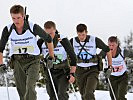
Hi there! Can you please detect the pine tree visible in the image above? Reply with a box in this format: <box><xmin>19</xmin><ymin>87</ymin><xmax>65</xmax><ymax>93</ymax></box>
<box><xmin>124</xmin><ymin>31</ymin><xmax>133</xmax><ymax>92</ymax></box>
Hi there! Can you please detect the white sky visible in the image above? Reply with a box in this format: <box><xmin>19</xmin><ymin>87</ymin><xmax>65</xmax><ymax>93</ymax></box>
<box><xmin>0</xmin><ymin>0</ymin><xmax>133</xmax><ymax>45</ymax></box>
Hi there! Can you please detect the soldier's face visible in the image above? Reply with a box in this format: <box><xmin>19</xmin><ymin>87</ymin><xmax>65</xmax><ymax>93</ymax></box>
<box><xmin>77</xmin><ymin>30</ymin><xmax>87</xmax><ymax>41</ymax></box>
<box><xmin>45</xmin><ymin>27</ymin><xmax>56</xmax><ymax>38</ymax></box>
<box><xmin>108</xmin><ymin>41</ymin><xmax>118</xmax><ymax>52</ymax></box>
<box><xmin>11</xmin><ymin>13</ymin><xmax>24</xmax><ymax>29</ymax></box>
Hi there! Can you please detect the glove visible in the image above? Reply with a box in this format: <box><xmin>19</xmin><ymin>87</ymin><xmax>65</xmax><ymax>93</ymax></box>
<box><xmin>0</xmin><ymin>64</ymin><xmax>7</xmax><ymax>73</ymax></box>
<box><xmin>104</xmin><ymin>68</ymin><xmax>112</xmax><ymax>78</ymax></box>
<box><xmin>46</xmin><ymin>56</ymin><xmax>54</xmax><ymax>69</ymax></box>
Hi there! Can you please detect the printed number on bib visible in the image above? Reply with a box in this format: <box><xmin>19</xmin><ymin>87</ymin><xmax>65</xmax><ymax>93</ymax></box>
<box><xmin>113</xmin><ymin>65</ymin><xmax>124</xmax><ymax>72</ymax></box>
<box><xmin>53</xmin><ymin>54</ymin><xmax>63</xmax><ymax>64</ymax></box>
<box><xmin>79</xmin><ymin>52</ymin><xmax>91</xmax><ymax>60</ymax></box>
<box><xmin>13</xmin><ymin>46</ymin><xmax>34</xmax><ymax>54</ymax></box>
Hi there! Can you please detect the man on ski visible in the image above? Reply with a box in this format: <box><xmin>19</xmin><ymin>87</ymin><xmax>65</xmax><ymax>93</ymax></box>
<box><xmin>37</xmin><ymin>21</ymin><xmax>77</xmax><ymax>100</ymax></box>
<box><xmin>0</xmin><ymin>5</ymin><xmax>54</xmax><ymax>100</ymax></box>
<box><xmin>100</xmin><ymin>36</ymin><xmax>128</xmax><ymax>100</ymax></box>
<box><xmin>70</xmin><ymin>23</ymin><xmax>112</xmax><ymax>100</ymax></box>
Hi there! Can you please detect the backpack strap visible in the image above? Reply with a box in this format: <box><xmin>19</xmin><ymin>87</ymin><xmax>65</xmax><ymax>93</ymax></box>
<box><xmin>118</xmin><ymin>47</ymin><xmax>125</xmax><ymax>60</ymax></box>
<box><xmin>119</xmin><ymin>52</ymin><xmax>125</xmax><ymax>59</ymax></box>
<box><xmin>75</xmin><ymin>36</ymin><xmax>94</xmax><ymax>58</ymax></box>
<box><xmin>44</xmin><ymin>33</ymin><xmax>60</xmax><ymax>48</ymax></box>
<box><xmin>7</xmin><ymin>22</ymin><xmax>34</xmax><ymax>35</ymax></box>
<box><xmin>7</xmin><ymin>24</ymin><xmax>14</xmax><ymax>35</ymax></box>
<box><xmin>27</xmin><ymin>21</ymin><xmax>34</xmax><ymax>34</ymax></box>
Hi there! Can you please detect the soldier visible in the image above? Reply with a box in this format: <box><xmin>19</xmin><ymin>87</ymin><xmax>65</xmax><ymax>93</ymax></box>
<box><xmin>0</xmin><ymin>5</ymin><xmax>54</xmax><ymax>100</ymax></box>
<box><xmin>70</xmin><ymin>23</ymin><xmax>112</xmax><ymax>100</ymax></box>
<box><xmin>100</xmin><ymin>36</ymin><xmax>128</xmax><ymax>100</ymax></box>
<box><xmin>37</xmin><ymin>21</ymin><xmax>77</xmax><ymax>100</ymax></box>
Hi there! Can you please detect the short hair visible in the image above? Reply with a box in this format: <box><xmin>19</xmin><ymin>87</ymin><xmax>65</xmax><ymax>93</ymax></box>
<box><xmin>76</xmin><ymin>24</ymin><xmax>87</xmax><ymax>33</ymax></box>
<box><xmin>10</xmin><ymin>5</ymin><xmax>24</xmax><ymax>15</ymax></box>
<box><xmin>108</xmin><ymin>36</ymin><xmax>120</xmax><ymax>46</ymax></box>
<box><xmin>44</xmin><ymin>21</ymin><xmax>56</xmax><ymax>29</ymax></box>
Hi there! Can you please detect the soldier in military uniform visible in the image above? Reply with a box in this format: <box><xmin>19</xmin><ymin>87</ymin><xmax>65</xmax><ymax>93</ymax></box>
<box><xmin>100</xmin><ymin>36</ymin><xmax>128</xmax><ymax>100</ymax></box>
<box><xmin>70</xmin><ymin>23</ymin><xmax>112</xmax><ymax>100</ymax></box>
<box><xmin>0</xmin><ymin>5</ymin><xmax>54</xmax><ymax>100</ymax></box>
<box><xmin>37</xmin><ymin>21</ymin><xmax>77</xmax><ymax>100</ymax></box>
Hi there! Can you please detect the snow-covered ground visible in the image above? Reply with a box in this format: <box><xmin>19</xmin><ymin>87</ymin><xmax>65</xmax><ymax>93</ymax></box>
<box><xmin>0</xmin><ymin>87</ymin><xmax>133</xmax><ymax>100</ymax></box>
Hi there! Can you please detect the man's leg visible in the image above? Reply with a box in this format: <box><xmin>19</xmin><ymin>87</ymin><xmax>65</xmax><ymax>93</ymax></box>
<box><xmin>13</xmin><ymin>60</ymin><xmax>27</xmax><ymax>100</ymax></box>
<box><xmin>24</xmin><ymin>59</ymin><xmax>40</xmax><ymax>100</ymax></box>
<box><xmin>109</xmin><ymin>76</ymin><xmax>119</xmax><ymax>100</ymax></box>
<box><xmin>75</xmin><ymin>68</ymin><xmax>87</xmax><ymax>100</ymax></box>
<box><xmin>83</xmin><ymin>68</ymin><xmax>99</xmax><ymax>100</ymax></box>
<box><xmin>58</xmin><ymin>73</ymin><xmax>69</xmax><ymax>100</ymax></box>
<box><xmin>45</xmin><ymin>69</ymin><xmax>58</xmax><ymax>100</ymax></box>
<box><xmin>118</xmin><ymin>72</ymin><xmax>128</xmax><ymax>100</ymax></box>
<box><xmin>46</xmin><ymin>80</ymin><xmax>57</xmax><ymax>100</ymax></box>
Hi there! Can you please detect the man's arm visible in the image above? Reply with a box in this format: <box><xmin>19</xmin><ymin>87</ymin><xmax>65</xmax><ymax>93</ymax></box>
<box><xmin>69</xmin><ymin>38</ymin><xmax>77</xmax><ymax>73</ymax></box>
<box><xmin>37</xmin><ymin>38</ymin><xmax>44</xmax><ymax>54</ymax></box>
<box><xmin>0</xmin><ymin>26</ymin><xmax>10</xmax><ymax>64</ymax></box>
<box><xmin>33</xmin><ymin>24</ymin><xmax>54</xmax><ymax>58</ymax></box>
<box><xmin>70</xmin><ymin>38</ymin><xmax>73</xmax><ymax>46</ymax></box>
<box><xmin>99</xmin><ymin>50</ymin><xmax>106</xmax><ymax>59</ymax></box>
<box><xmin>47</xmin><ymin>42</ymin><xmax>54</xmax><ymax>58</ymax></box>
<box><xmin>60</xmin><ymin>38</ymin><xmax>77</xmax><ymax>83</ymax></box>
<box><xmin>106</xmin><ymin>51</ymin><xmax>112</xmax><ymax>67</ymax></box>
<box><xmin>0</xmin><ymin>53</ymin><xmax>3</xmax><ymax>64</ymax></box>
<box><xmin>60</xmin><ymin>38</ymin><xmax>77</xmax><ymax>67</ymax></box>
<box><xmin>96</xmin><ymin>37</ymin><xmax>112</xmax><ymax>67</ymax></box>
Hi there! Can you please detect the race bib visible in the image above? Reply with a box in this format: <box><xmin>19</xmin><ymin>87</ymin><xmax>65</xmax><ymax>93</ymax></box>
<box><xmin>13</xmin><ymin>46</ymin><xmax>34</xmax><ymax>54</ymax></box>
<box><xmin>53</xmin><ymin>54</ymin><xmax>63</xmax><ymax>64</ymax></box>
<box><xmin>79</xmin><ymin>52</ymin><xmax>91</xmax><ymax>60</ymax></box>
<box><xmin>113</xmin><ymin>65</ymin><xmax>124</xmax><ymax>72</ymax></box>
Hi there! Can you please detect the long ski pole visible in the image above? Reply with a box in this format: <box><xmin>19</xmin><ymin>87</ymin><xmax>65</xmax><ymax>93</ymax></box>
<box><xmin>70</xmin><ymin>83</ymin><xmax>78</xmax><ymax>100</ymax></box>
<box><xmin>47</xmin><ymin>68</ymin><xmax>59</xmax><ymax>100</ymax></box>
<box><xmin>107</xmin><ymin>78</ymin><xmax>116</xmax><ymax>100</ymax></box>
<box><xmin>4</xmin><ymin>73</ymin><xmax>10</xmax><ymax>100</ymax></box>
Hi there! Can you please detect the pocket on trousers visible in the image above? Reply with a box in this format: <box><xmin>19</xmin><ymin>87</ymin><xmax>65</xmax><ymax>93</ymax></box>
<box><xmin>28</xmin><ymin>61</ymin><xmax>40</xmax><ymax>80</ymax></box>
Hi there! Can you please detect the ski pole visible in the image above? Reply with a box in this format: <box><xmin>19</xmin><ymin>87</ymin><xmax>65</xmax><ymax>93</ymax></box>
<box><xmin>70</xmin><ymin>83</ymin><xmax>78</xmax><ymax>100</ymax></box>
<box><xmin>107</xmin><ymin>78</ymin><xmax>116</xmax><ymax>100</ymax></box>
<box><xmin>47</xmin><ymin>68</ymin><xmax>59</xmax><ymax>100</ymax></box>
<box><xmin>4</xmin><ymin>73</ymin><xmax>10</xmax><ymax>100</ymax></box>
<box><xmin>0</xmin><ymin>64</ymin><xmax>10</xmax><ymax>100</ymax></box>
<box><xmin>43</xmin><ymin>56</ymin><xmax>59</xmax><ymax>100</ymax></box>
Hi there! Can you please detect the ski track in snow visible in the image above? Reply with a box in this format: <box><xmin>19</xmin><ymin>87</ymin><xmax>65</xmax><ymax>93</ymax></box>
<box><xmin>0</xmin><ymin>87</ymin><xmax>133</xmax><ymax>100</ymax></box>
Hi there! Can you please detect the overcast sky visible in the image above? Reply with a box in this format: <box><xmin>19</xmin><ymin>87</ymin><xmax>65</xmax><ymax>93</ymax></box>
<box><xmin>0</xmin><ymin>0</ymin><xmax>133</xmax><ymax>45</ymax></box>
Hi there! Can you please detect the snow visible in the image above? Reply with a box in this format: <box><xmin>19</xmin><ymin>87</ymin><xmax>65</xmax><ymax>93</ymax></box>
<box><xmin>0</xmin><ymin>87</ymin><xmax>133</xmax><ymax>100</ymax></box>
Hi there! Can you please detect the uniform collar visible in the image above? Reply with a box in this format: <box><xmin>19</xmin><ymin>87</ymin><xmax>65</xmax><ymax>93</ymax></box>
<box><xmin>76</xmin><ymin>35</ymin><xmax>90</xmax><ymax>43</ymax></box>
<box><xmin>53</xmin><ymin>34</ymin><xmax>59</xmax><ymax>48</ymax></box>
<box><xmin>113</xmin><ymin>47</ymin><xmax>121</xmax><ymax>58</ymax></box>
<box><xmin>12</xmin><ymin>20</ymin><xmax>29</xmax><ymax>33</ymax></box>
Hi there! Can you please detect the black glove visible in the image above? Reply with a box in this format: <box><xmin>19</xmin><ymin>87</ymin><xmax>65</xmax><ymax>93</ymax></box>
<box><xmin>0</xmin><ymin>64</ymin><xmax>7</xmax><ymax>73</ymax></box>
<box><xmin>104</xmin><ymin>68</ymin><xmax>112</xmax><ymax>78</ymax></box>
<box><xmin>46</xmin><ymin>56</ymin><xmax>54</xmax><ymax>69</ymax></box>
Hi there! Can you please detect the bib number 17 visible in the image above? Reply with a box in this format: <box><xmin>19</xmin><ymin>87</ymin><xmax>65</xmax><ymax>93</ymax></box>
<box><xmin>18</xmin><ymin>48</ymin><xmax>27</xmax><ymax>53</ymax></box>
<box><xmin>14</xmin><ymin>46</ymin><xmax>34</xmax><ymax>54</ymax></box>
